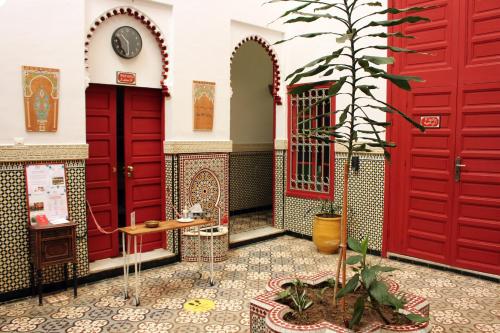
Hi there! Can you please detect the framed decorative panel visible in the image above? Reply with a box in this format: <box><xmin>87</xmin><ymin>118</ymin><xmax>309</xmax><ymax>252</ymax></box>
<box><xmin>193</xmin><ymin>81</ymin><xmax>215</xmax><ymax>131</ymax></box>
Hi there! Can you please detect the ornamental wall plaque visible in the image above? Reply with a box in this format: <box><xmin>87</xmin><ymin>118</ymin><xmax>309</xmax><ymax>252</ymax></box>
<box><xmin>22</xmin><ymin>66</ymin><xmax>60</xmax><ymax>132</ymax></box>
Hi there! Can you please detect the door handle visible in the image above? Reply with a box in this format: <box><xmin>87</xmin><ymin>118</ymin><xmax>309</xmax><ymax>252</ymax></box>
<box><xmin>454</xmin><ymin>157</ymin><xmax>466</xmax><ymax>182</ymax></box>
<box><xmin>127</xmin><ymin>165</ymin><xmax>134</xmax><ymax>178</ymax></box>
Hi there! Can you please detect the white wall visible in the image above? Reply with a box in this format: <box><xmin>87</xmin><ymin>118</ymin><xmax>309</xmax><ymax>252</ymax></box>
<box><xmin>230</xmin><ymin>41</ymin><xmax>273</xmax><ymax>145</ymax></box>
<box><xmin>0</xmin><ymin>0</ymin><xmax>388</xmax><ymax>146</ymax></box>
<box><xmin>0</xmin><ymin>0</ymin><xmax>86</xmax><ymax>145</ymax></box>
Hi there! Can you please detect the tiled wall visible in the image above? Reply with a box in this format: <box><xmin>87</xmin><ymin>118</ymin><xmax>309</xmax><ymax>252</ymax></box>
<box><xmin>275</xmin><ymin>151</ymin><xmax>385</xmax><ymax>251</ymax></box>
<box><xmin>0</xmin><ymin>161</ymin><xmax>88</xmax><ymax>295</ymax></box>
<box><xmin>229</xmin><ymin>152</ymin><xmax>273</xmax><ymax>212</ymax></box>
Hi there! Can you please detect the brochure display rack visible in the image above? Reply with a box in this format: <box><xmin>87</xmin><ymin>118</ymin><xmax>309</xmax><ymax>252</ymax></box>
<box><xmin>25</xmin><ymin>163</ymin><xmax>77</xmax><ymax>305</ymax></box>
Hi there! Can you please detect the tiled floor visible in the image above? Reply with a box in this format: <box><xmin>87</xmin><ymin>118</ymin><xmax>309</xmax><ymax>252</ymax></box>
<box><xmin>229</xmin><ymin>209</ymin><xmax>273</xmax><ymax>235</ymax></box>
<box><xmin>0</xmin><ymin>236</ymin><xmax>498</xmax><ymax>333</ymax></box>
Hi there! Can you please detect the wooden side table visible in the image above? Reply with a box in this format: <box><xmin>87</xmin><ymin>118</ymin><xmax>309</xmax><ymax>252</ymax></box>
<box><xmin>29</xmin><ymin>222</ymin><xmax>78</xmax><ymax>305</ymax></box>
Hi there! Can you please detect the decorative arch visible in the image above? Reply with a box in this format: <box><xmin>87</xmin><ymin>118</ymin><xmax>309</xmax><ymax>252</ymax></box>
<box><xmin>230</xmin><ymin>35</ymin><xmax>282</xmax><ymax>105</ymax></box>
<box><xmin>84</xmin><ymin>6</ymin><xmax>170</xmax><ymax>97</ymax></box>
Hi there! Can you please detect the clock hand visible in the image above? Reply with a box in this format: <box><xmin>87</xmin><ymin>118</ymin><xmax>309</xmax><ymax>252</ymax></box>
<box><xmin>119</xmin><ymin>32</ymin><xmax>130</xmax><ymax>56</ymax></box>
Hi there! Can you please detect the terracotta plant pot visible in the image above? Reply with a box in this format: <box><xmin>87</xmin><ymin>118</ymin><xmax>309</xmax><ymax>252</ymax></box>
<box><xmin>250</xmin><ymin>271</ymin><xmax>431</xmax><ymax>333</ymax></box>
<box><xmin>312</xmin><ymin>214</ymin><xmax>341</xmax><ymax>254</ymax></box>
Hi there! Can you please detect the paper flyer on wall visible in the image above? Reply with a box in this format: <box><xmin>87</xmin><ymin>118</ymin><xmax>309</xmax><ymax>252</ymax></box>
<box><xmin>26</xmin><ymin>164</ymin><xmax>69</xmax><ymax>225</ymax></box>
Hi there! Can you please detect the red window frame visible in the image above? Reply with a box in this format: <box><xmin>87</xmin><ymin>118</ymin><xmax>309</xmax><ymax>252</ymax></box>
<box><xmin>286</xmin><ymin>82</ymin><xmax>335</xmax><ymax>200</ymax></box>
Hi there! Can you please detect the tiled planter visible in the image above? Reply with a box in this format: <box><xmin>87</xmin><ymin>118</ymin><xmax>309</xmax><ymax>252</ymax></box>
<box><xmin>181</xmin><ymin>226</ymin><xmax>229</xmax><ymax>262</ymax></box>
<box><xmin>250</xmin><ymin>271</ymin><xmax>431</xmax><ymax>333</ymax></box>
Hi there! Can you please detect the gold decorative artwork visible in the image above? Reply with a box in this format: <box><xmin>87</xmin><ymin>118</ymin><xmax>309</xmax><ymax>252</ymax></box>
<box><xmin>22</xmin><ymin>66</ymin><xmax>60</xmax><ymax>132</ymax></box>
<box><xmin>193</xmin><ymin>81</ymin><xmax>215</xmax><ymax>131</ymax></box>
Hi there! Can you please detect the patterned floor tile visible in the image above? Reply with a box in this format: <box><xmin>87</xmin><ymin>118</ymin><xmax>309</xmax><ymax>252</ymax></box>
<box><xmin>0</xmin><ymin>236</ymin><xmax>498</xmax><ymax>333</ymax></box>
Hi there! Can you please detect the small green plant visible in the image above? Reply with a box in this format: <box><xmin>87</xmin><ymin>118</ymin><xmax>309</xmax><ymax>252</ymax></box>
<box><xmin>337</xmin><ymin>237</ymin><xmax>429</xmax><ymax>329</ymax></box>
<box><xmin>277</xmin><ymin>279</ymin><xmax>313</xmax><ymax>317</ymax></box>
<box><xmin>305</xmin><ymin>200</ymin><xmax>341</xmax><ymax>218</ymax></box>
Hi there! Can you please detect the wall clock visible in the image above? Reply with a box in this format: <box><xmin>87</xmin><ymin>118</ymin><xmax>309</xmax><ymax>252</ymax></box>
<box><xmin>111</xmin><ymin>26</ymin><xmax>142</xmax><ymax>59</ymax></box>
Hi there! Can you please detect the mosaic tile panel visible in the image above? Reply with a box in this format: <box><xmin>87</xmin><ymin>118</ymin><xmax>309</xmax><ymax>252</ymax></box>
<box><xmin>179</xmin><ymin>154</ymin><xmax>229</xmax><ymax>223</ymax></box>
<box><xmin>277</xmin><ymin>151</ymin><xmax>385</xmax><ymax>251</ymax></box>
<box><xmin>0</xmin><ymin>236</ymin><xmax>498</xmax><ymax>333</ymax></box>
<box><xmin>165</xmin><ymin>155</ymin><xmax>179</xmax><ymax>254</ymax></box>
<box><xmin>181</xmin><ymin>227</ymin><xmax>229</xmax><ymax>262</ymax></box>
<box><xmin>273</xmin><ymin>150</ymin><xmax>285</xmax><ymax>230</ymax></box>
<box><xmin>229</xmin><ymin>152</ymin><xmax>273</xmax><ymax>212</ymax></box>
<box><xmin>0</xmin><ymin>161</ymin><xmax>88</xmax><ymax>295</ymax></box>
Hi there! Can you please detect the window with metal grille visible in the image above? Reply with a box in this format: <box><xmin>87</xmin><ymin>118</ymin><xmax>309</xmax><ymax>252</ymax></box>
<box><xmin>287</xmin><ymin>83</ymin><xmax>335</xmax><ymax>199</ymax></box>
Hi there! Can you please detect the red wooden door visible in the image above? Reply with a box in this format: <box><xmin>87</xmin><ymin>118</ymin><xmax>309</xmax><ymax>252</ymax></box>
<box><xmin>386</xmin><ymin>0</ymin><xmax>500</xmax><ymax>275</ymax></box>
<box><xmin>85</xmin><ymin>84</ymin><xmax>119</xmax><ymax>261</ymax></box>
<box><xmin>123</xmin><ymin>87</ymin><xmax>165</xmax><ymax>252</ymax></box>
<box><xmin>451</xmin><ymin>0</ymin><xmax>500</xmax><ymax>274</ymax></box>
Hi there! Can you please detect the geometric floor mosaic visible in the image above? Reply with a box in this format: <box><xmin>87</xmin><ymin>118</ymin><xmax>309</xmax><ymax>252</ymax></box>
<box><xmin>0</xmin><ymin>236</ymin><xmax>498</xmax><ymax>332</ymax></box>
<box><xmin>229</xmin><ymin>209</ymin><xmax>273</xmax><ymax>235</ymax></box>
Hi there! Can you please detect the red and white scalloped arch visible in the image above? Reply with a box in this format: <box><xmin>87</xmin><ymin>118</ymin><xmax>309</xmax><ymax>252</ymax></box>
<box><xmin>85</xmin><ymin>6</ymin><xmax>170</xmax><ymax>97</ymax></box>
<box><xmin>230</xmin><ymin>35</ymin><xmax>282</xmax><ymax>105</ymax></box>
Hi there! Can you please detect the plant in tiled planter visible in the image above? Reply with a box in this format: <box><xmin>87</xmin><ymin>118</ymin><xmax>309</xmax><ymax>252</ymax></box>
<box><xmin>250</xmin><ymin>237</ymin><xmax>431</xmax><ymax>332</ymax></box>
<box><xmin>265</xmin><ymin>0</ymin><xmax>432</xmax><ymax>326</ymax></box>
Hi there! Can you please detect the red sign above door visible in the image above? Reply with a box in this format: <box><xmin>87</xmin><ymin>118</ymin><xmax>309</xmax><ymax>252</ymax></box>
<box><xmin>116</xmin><ymin>71</ymin><xmax>136</xmax><ymax>85</ymax></box>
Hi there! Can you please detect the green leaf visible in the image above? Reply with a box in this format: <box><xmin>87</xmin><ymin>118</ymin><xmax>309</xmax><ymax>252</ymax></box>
<box><xmin>369</xmin><ymin>16</ymin><xmax>430</xmax><ymax>27</ymax></box>
<box><xmin>290</xmin><ymin>64</ymin><xmax>330</xmax><ymax>85</ymax></box>
<box><xmin>336</xmin><ymin>32</ymin><xmax>353</xmax><ymax>43</ymax></box>
<box><xmin>276</xmin><ymin>2</ymin><xmax>310</xmax><ymax>20</ymax></box>
<box><xmin>285</xmin><ymin>15</ymin><xmax>320</xmax><ymax>24</ymax></box>
<box><xmin>385</xmin><ymin>293</ymin><xmax>405</xmax><ymax>309</ymax></box>
<box><xmin>406</xmin><ymin>313</ymin><xmax>430</xmax><ymax>323</ymax></box>
<box><xmin>337</xmin><ymin>274</ymin><xmax>359</xmax><ymax>299</ymax></box>
<box><xmin>348</xmin><ymin>237</ymin><xmax>362</xmax><ymax>253</ymax></box>
<box><xmin>274</xmin><ymin>32</ymin><xmax>338</xmax><ymax>45</ymax></box>
<box><xmin>368</xmin><ymin>280</ymin><xmax>389</xmax><ymax>304</ymax></box>
<box><xmin>328</xmin><ymin>76</ymin><xmax>347</xmax><ymax>96</ymax></box>
<box><xmin>289</xmin><ymin>80</ymin><xmax>331</xmax><ymax>95</ymax></box>
<box><xmin>368</xmin><ymin>32</ymin><xmax>415</xmax><ymax>39</ymax></box>
<box><xmin>370</xmin><ymin>99</ymin><xmax>425</xmax><ymax>132</ymax></box>
<box><xmin>362</xmin><ymin>55</ymin><xmax>395</xmax><ymax>65</ymax></box>
<box><xmin>349</xmin><ymin>296</ymin><xmax>366</xmax><ymax>329</ymax></box>
<box><xmin>374</xmin><ymin>45</ymin><xmax>427</xmax><ymax>54</ymax></box>
<box><xmin>375</xmin><ymin>72</ymin><xmax>424</xmax><ymax>91</ymax></box>
<box><xmin>346</xmin><ymin>255</ymin><xmax>363</xmax><ymax>265</ymax></box>
<box><xmin>361</xmin><ymin>267</ymin><xmax>376</xmax><ymax>289</ymax></box>
<box><xmin>371</xmin><ymin>265</ymin><xmax>397</xmax><ymax>273</ymax></box>
<box><xmin>358</xmin><ymin>85</ymin><xmax>377</xmax><ymax>98</ymax></box>
<box><xmin>379</xmin><ymin>6</ymin><xmax>427</xmax><ymax>15</ymax></box>
<box><xmin>339</xmin><ymin>105</ymin><xmax>349</xmax><ymax>124</ymax></box>
<box><xmin>361</xmin><ymin>237</ymin><xmax>369</xmax><ymax>256</ymax></box>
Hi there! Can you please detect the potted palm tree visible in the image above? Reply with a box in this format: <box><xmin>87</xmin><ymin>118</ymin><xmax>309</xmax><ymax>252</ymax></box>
<box><xmin>250</xmin><ymin>0</ymin><xmax>431</xmax><ymax>331</ymax></box>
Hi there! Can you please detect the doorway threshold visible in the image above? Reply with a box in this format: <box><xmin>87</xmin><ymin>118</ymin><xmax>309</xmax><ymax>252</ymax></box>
<box><xmin>89</xmin><ymin>248</ymin><xmax>176</xmax><ymax>274</ymax></box>
<box><xmin>230</xmin><ymin>226</ymin><xmax>284</xmax><ymax>247</ymax></box>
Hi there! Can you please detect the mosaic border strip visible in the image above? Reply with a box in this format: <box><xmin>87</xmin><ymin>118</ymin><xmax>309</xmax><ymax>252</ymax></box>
<box><xmin>0</xmin><ymin>145</ymin><xmax>89</xmax><ymax>162</ymax></box>
<box><xmin>164</xmin><ymin>141</ymin><xmax>233</xmax><ymax>154</ymax></box>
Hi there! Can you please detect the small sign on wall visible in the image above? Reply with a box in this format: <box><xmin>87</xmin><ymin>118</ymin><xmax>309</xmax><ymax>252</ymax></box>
<box><xmin>22</xmin><ymin>66</ymin><xmax>60</xmax><ymax>132</ymax></box>
<box><xmin>420</xmin><ymin>115</ymin><xmax>441</xmax><ymax>128</ymax></box>
<box><xmin>193</xmin><ymin>81</ymin><xmax>215</xmax><ymax>131</ymax></box>
<box><xmin>116</xmin><ymin>71</ymin><xmax>136</xmax><ymax>85</ymax></box>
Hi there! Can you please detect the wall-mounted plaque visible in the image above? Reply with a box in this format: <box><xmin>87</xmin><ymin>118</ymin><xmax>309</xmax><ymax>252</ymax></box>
<box><xmin>420</xmin><ymin>115</ymin><xmax>441</xmax><ymax>128</ymax></box>
<box><xmin>193</xmin><ymin>81</ymin><xmax>215</xmax><ymax>131</ymax></box>
<box><xmin>22</xmin><ymin>66</ymin><xmax>60</xmax><ymax>132</ymax></box>
<box><xmin>116</xmin><ymin>71</ymin><xmax>136</xmax><ymax>85</ymax></box>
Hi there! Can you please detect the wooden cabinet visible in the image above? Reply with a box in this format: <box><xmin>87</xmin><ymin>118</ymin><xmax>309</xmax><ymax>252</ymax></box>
<box><xmin>29</xmin><ymin>222</ymin><xmax>78</xmax><ymax>305</ymax></box>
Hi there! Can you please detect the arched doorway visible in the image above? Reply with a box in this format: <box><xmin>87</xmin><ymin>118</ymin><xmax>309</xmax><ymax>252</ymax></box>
<box><xmin>229</xmin><ymin>37</ymin><xmax>280</xmax><ymax>243</ymax></box>
<box><xmin>85</xmin><ymin>7</ymin><xmax>168</xmax><ymax>262</ymax></box>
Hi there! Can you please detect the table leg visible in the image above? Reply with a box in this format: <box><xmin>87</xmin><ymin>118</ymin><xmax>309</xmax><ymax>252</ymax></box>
<box><xmin>197</xmin><ymin>226</ymin><xmax>202</xmax><ymax>279</ymax></box>
<box><xmin>64</xmin><ymin>263</ymin><xmax>68</xmax><ymax>291</ymax></box>
<box><xmin>209</xmin><ymin>226</ymin><xmax>214</xmax><ymax>286</ymax></box>
<box><xmin>122</xmin><ymin>232</ymin><xmax>129</xmax><ymax>300</ymax></box>
<box><xmin>132</xmin><ymin>236</ymin><xmax>140</xmax><ymax>306</ymax></box>
<box><xmin>30</xmin><ymin>263</ymin><xmax>35</xmax><ymax>296</ymax></box>
<box><xmin>73</xmin><ymin>263</ymin><xmax>77</xmax><ymax>297</ymax></box>
<box><xmin>37</xmin><ymin>269</ymin><xmax>43</xmax><ymax>306</ymax></box>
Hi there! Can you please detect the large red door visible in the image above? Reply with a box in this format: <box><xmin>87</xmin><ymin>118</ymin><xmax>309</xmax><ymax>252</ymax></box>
<box><xmin>86</xmin><ymin>84</ymin><xmax>119</xmax><ymax>261</ymax></box>
<box><xmin>124</xmin><ymin>87</ymin><xmax>165</xmax><ymax>252</ymax></box>
<box><xmin>386</xmin><ymin>0</ymin><xmax>500</xmax><ymax>275</ymax></box>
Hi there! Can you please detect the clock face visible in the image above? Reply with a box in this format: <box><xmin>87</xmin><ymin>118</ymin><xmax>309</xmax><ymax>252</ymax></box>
<box><xmin>111</xmin><ymin>26</ymin><xmax>142</xmax><ymax>59</ymax></box>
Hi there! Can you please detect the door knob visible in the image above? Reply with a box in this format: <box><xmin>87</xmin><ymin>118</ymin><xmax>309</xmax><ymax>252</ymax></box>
<box><xmin>127</xmin><ymin>165</ymin><xmax>134</xmax><ymax>178</ymax></box>
<box><xmin>454</xmin><ymin>157</ymin><xmax>466</xmax><ymax>182</ymax></box>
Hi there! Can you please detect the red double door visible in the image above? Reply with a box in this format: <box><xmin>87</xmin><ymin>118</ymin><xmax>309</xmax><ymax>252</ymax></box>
<box><xmin>86</xmin><ymin>84</ymin><xmax>165</xmax><ymax>261</ymax></box>
<box><xmin>386</xmin><ymin>0</ymin><xmax>500</xmax><ymax>275</ymax></box>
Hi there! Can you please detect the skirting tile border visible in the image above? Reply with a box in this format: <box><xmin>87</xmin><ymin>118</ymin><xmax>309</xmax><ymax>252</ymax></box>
<box><xmin>164</xmin><ymin>141</ymin><xmax>233</xmax><ymax>154</ymax></box>
<box><xmin>0</xmin><ymin>144</ymin><xmax>89</xmax><ymax>162</ymax></box>
<box><xmin>232</xmin><ymin>143</ymin><xmax>273</xmax><ymax>152</ymax></box>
